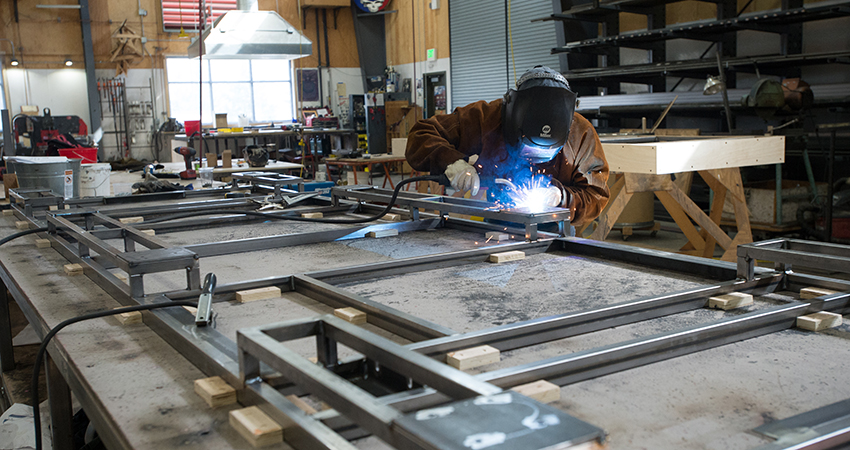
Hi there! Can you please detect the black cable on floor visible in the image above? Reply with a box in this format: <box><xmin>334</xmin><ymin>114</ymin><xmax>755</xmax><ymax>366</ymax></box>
<box><xmin>141</xmin><ymin>175</ymin><xmax>445</xmax><ymax>225</ymax></box>
<box><xmin>0</xmin><ymin>227</ymin><xmax>49</xmax><ymax>247</ymax></box>
<box><xmin>31</xmin><ymin>300</ymin><xmax>200</xmax><ymax>450</ymax></box>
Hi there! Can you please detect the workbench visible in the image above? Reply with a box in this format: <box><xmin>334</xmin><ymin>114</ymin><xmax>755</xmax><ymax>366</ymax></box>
<box><xmin>323</xmin><ymin>154</ymin><xmax>412</xmax><ymax>188</ymax></box>
<box><xmin>0</xmin><ymin>186</ymin><xmax>848</xmax><ymax>450</ymax></box>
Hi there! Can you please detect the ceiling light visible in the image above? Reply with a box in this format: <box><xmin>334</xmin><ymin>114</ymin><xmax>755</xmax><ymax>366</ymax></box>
<box><xmin>64</xmin><ymin>59</ymin><xmax>73</xmax><ymax>66</ymax></box>
<box><xmin>703</xmin><ymin>76</ymin><xmax>724</xmax><ymax>95</ymax></box>
<box><xmin>10</xmin><ymin>58</ymin><xmax>19</xmax><ymax>66</ymax></box>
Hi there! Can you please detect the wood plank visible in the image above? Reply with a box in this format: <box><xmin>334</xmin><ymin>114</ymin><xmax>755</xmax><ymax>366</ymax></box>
<box><xmin>333</xmin><ymin>307</ymin><xmax>367</xmax><ymax>324</ymax></box>
<box><xmin>447</xmin><ymin>345</ymin><xmax>500</xmax><ymax>370</ymax></box>
<box><xmin>702</xmin><ymin>168</ymin><xmax>746</xmax><ymax>203</ymax></box>
<box><xmin>488</xmin><ymin>251</ymin><xmax>525</xmax><ymax>263</ymax></box>
<box><xmin>796</xmin><ymin>312</ymin><xmax>842</xmax><ymax>332</ymax></box>
<box><xmin>382</xmin><ymin>213</ymin><xmax>402</xmax><ymax>222</ymax></box>
<box><xmin>702</xmin><ymin>181</ymin><xmax>727</xmax><ymax>258</ymax></box>
<box><xmin>366</xmin><ymin>229</ymin><xmax>398</xmax><ymax>238</ymax></box>
<box><xmin>623</xmin><ymin>172</ymin><xmax>673</xmax><ymax>193</ymax></box>
<box><xmin>485</xmin><ymin>231</ymin><xmax>510</xmax><ymax>242</ymax></box>
<box><xmin>800</xmin><ymin>287</ymin><xmax>839</xmax><ymax>299</ymax></box>
<box><xmin>654</xmin><ymin>190</ymin><xmax>706</xmax><ymax>251</ymax></box>
<box><xmin>708</xmin><ymin>292</ymin><xmax>753</xmax><ymax>310</ymax></box>
<box><xmin>511</xmin><ymin>380</ymin><xmax>561</xmax><ymax>403</ymax></box>
<box><xmin>194</xmin><ymin>376</ymin><xmax>237</xmax><ymax>408</ymax></box>
<box><xmin>113</xmin><ymin>308</ymin><xmax>142</xmax><ymax>325</ymax></box>
<box><xmin>35</xmin><ymin>239</ymin><xmax>51</xmax><ymax>248</ymax></box>
<box><xmin>603</xmin><ymin>136</ymin><xmax>785</xmax><ymax>174</ymax></box>
<box><xmin>229</xmin><ymin>406</ymin><xmax>283</xmax><ymax>448</ymax></box>
<box><xmin>590</xmin><ymin>175</ymin><xmax>632</xmax><ymax>241</ymax></box>
<box><xmin>119</xmin><ymin>216</ymin><xmax>144</xmax><ymax>224</ymax></box>
<box><xmin>666</xmin><ymin>183</ymin><xmax>733</xmax><ymax>249</ymax></box>
<box><xmin>285</xmin><ymin>394</ymin><xmax>318</xmax><ymax>415</ymax></box>
<box><xmin>235</xmin><ymin>286</ymin><xmax>281</xmax><ymax>303</ymax></box>
<box><xmin>2</xmin><ymin>210</ymin><xmax>14</xmax><ymax>217</ymax></box>
<box><xmin>64</xmin><ymin>264</ymin><xmax>84</xmax><ymax>276</ymax></box>
<box><xmin>301</xmin><ymin>212</ymin><xmax>323</xmax><ymax>219</ymax></box>
<box><xmin>15</xmin><ymin>221</ymin><xmax>29</xmax><ymax>230</ymax></box>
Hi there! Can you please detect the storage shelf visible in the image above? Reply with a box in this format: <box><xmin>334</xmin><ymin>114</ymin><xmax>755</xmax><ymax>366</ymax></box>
<box><xmin>534</xmin><ymin>0</ymin><xmax>721</xmax><ymax>21</ymax></box>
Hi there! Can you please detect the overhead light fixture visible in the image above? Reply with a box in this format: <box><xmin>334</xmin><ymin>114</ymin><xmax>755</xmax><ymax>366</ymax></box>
<box><xmin>10</xmin><ymin>58</ymin><xmax>19</xmax><ymax>66</ymax></box>
<box><xmin>64</xmin><ymin>59</ymin><xmax>73</xmax><ymax>66</ymax></box>
<box><xmin>703</xmin><ymin>76</ymin><xmax>724</xmax><ymax>95</ymax></box>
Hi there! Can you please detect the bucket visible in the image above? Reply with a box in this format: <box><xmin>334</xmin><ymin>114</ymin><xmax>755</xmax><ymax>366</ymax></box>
<box><xmin>80</xmin><ymin>163</ymin><xmax>111</xmax><ymax>197</ymax></box>
<box><xmin>58</xmin><ymin>147</ymin><xmax>98</xmax><ymax>164</ymax></box>
<box><xmin>185</xmin><ymin>120</ymin><xmax>201</xmax><ymax>137</ymax></box>
<box><xmin>6</xmin><ymin>157</ymin><xmax>81</xmax><ymax>199</ymax></box>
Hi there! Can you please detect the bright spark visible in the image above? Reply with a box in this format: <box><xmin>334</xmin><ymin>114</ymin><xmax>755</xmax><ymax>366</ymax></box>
<box><xmin>505</xmin><ymin>177</ymin><xmax>555</xmax><ymax>213</ymax></box>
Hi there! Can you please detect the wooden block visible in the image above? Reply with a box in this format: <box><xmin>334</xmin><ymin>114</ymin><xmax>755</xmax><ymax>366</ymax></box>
<box><xmin>308</xmin><ymin>356</ymin><xmax>318</xmax><ymax>364</ymax></box>
<box><xmin>206</xmin><ymin>153</ymin><xmax>218</xmax><ymax>168</ymax></box>
<box><xmin>366</xmin><ymin>229</ymin><xmax>398</xmax><ymax>238</ymax></box>
<box><xmin>35</xmin><ymin>239</ymin><xmax>51</xmax><ymax>248</ymax></box>
<box><xmin>301</xmin><ymin>212</ymin><xmax>323</xmax><ymax>218</ymax></box>
<box><xmin>285</xmin><ymin>394</ymin><xmax>318</xmax><ymax>415</ymax></box>
<box><xmin>488</xmin><ymin>251</ymin><xmax>525</xmax><ymax>263</ymax></box>
<box><xmin>229</xmin><ymin>406</ymin><xmax>283</xmax><ymax>448</ymax></box>
<box><xmin>796</xmin><ymin>312</ymin><xmax>843</xmax><ymax>332</ymax></box>
<box><xmin>235</xmin><ymin>286</ymin><xmax>281</xmax><ymax>303</ymax></box>
<box><xmin>800</xmin><ymin>287</ymin><xmax>839</xmax><ymax>300</ymax></box>
<box><xmin>113</xmin><ymin>308</ymin><xmax>142</xmax><ymax>325</ymax></box>
<box><xmin>64</xmin><ymin>263</ymin><xmax>84</xmax><ymax>276</ymax></box>
<box><xmin>447</xmin><ymin>345</ymin><xmax>500</xmax><ymax>370</ymax></box>
<box><xmin>485</xmin><ymin>231</ymin><xmax>510</xmax><ymax>241</ymax></box>
<box><xmin>334</xmin><ymin>307</ymin><xmax>367</xmax><ymax>324</ymax></box>
<box><xmin>141</xmin><ymin>229</ymin><xmax>156</xmax><ymax>236</ymax></box>
<box><xmin>194</xmin><ymin>376</ymin><xmax>237</xmax><ymax>408</ymax></box>
<box><xmin>2</xmin><ymin>209</ymin><xmax>14</xmax><ymax>216</ymax></box>
<box><xmin>382</xmin><ymin>213</ymin><xmax>402</xmax><ymax>221</ymax></box>
<box><xmin>48</xmin><ymin>205</ymin><xmax>59</xmax><ymax>211</ymax></box>
<box><xmin>4</xmin><ymin>173</ymin><xmax>18</xmax><ymax>201</ymax></box>
<box><xmin>15</xmin><ymin>221</ymin><xmax>29</xmax><ymax>230</ymax></box>
<box><xmin>708</xmin><ymin>292</ymin><xmax>753</xmax><ymax>310</ymax></box>
<box><xmin>115</xmin><ymin>273</ymin><xmax>128</xmax><ymax>283</ymax></box>
<box><xmin>222</xmin><ymin>150</ymin><xmax>233</xmax><ymax>169</ymax></box>
<box><xmin>183</xmin><ymin>305</ymin><xmax>198</xmax><ymax>314</ymax></box>
<box><xmin>119</xmin><ymin>216</ymin><xmax>144</xmax><ymax>224</ymax></box>
<box><xmin>511</xmin><ymin>380</ymin><xmax>561</xmax><ymax>404</ymax></box>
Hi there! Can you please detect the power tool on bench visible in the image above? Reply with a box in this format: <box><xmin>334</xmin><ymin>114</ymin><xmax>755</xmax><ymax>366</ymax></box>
<box><xmin>174</xmin><ymin>146</ymin><xmax>197</xmax><ymax>179</ymax></box>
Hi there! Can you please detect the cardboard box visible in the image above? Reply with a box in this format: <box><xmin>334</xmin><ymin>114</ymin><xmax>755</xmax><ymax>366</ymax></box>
<box><xmin>346</xmin><ymin>170</ymin><xmax>369</xmax><ymax>185</ymax></box>
<box><xmin>392</xmin><ymin>138</ymin><xmax>408</xmax><ymax>156</ymax></box>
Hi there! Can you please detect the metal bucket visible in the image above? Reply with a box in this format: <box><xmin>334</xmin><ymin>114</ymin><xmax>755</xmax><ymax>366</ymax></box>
<box><xmin>7</xmin><ymin>158</ymin><xmax>81</xmax><ymax>199</ymax></box>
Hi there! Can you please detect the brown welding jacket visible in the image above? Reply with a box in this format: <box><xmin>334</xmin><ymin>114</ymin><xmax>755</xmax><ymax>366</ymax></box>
<box><xmin>405</xmin><ymin>99</ymin><xmax>610</xmax><ymax>227</ymax></box>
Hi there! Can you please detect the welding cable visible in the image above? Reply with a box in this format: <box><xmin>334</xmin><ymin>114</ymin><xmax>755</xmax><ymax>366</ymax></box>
<box><xmin>31</xmin><ymin>300</ymin><xmax>200</xmax><ymax>450</ymax></box>
<box><xmin>140</xmin><ymin>175</ymin><xmax>448</xmax><ymax>225</ymax></box>
<box><xmin>0</xmin><ymin>227</ymin><xmax>50</xmax><ymax>247</ymax></box>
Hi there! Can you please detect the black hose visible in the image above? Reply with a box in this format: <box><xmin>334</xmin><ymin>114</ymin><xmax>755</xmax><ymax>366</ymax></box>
<box><xmin>31</xmin><ymin>301</ymin><xmax>199</xmax><ymax>450</ymax></box>
<box><xmin>0</xmin><ymin>227</ymin><xmax>49</xmax><ymax>247</ymax></box>
<box><xmin>142</xmin><ymin>175</ymin><xmax>446</xmax><ymax>225</ymax></box>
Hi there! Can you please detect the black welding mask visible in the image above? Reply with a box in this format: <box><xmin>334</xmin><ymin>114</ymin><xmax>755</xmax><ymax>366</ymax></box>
<box><xmin>503</xmin><ymin>66</ymin><xmax>577</xmax><ymax>164</ymax></box>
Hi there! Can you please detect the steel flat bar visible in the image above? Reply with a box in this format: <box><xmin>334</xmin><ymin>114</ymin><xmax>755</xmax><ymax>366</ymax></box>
<box><xmin>781</xmin><ymin>238</ymin><xmax>850</xmax><ymax>258</ymax></box>
<box><xmin>184</xmin><ymin>219</ymin><xmax>441</xmax><ymax>258</ymax></box>
<box><xmin>293</xmin><ymin>275</ymin><xmax>455</xmax><ymax>341</ymax></box>
<box><xmin>479</xmin><ymin>302</ymin><xmax>806</xmax><ymax>388</ymax></box>
<box><xmin>741</xmin><ymin>247</ymin><xmax>850</xmax><ymax>274</ymax></box>
<box><xmin>238</xmin><ymin>328</ymin><xmax>402</xmax><ymax>443</ymax></box>
<box><xmin>48</xmin><ymin>214</ymin><xmax>131</xmax><ymax>272</ymax></box>
<box><xmin>406</xmin><ymin>274</ymin><xmax>783</xmax><ymax>356</ymax></box>
<box><xmin>164</xmin><ymin>276</ymin><xmax>294</xmax><ymax>301</ymax></box>
<box><xmin>307</xmin><ymin>240</ymin><xmax>552</xmax><ymax>284</ymax></box>
<box><xmin>320</xmin><ymin>316</ymin><xmax>501</xmax><ymax>398</ymax></box>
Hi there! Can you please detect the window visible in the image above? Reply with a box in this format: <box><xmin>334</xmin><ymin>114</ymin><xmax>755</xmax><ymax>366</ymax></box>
<box><xmin>166</xmin><ymin>57</ymin><xmax>294</xmax><ymax>125</ymax></box>
<box><xmin>161</xmin><ymin>0</ymin><xmax>237</xmax><ymax>32</ymax></box>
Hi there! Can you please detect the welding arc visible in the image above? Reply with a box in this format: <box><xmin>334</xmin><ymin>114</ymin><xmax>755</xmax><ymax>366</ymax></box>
<box><xmin>141</xmin><ymin>175</ymin><xmax>446</xmax><ymax>225</ymax></box>
<box><xmin>31</xmin><ymin>300</ymin><xmax>200</xmax><ymax>450</ymax></box>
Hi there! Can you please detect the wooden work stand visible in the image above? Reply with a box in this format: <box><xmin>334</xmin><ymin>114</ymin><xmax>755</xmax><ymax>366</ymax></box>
<box><xmin>588</xmin><ymin>136</ymin><xmax>786</xmax><ymax>261</ymax></box>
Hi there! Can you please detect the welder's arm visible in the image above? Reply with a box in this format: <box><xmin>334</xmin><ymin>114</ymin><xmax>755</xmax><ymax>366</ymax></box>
<box><xmin>405</xmin><ymin>113</ymin><xmax>474</xmax><ymax>176</ymax></box>
<box><xmin>560</xmin><ymin>117</ymin><xmax>610</xmax><ymax>227</ymax></box>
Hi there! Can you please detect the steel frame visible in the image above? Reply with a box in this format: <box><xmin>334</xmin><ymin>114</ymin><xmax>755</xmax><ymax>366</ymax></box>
<box><xmin>2</xmin><ymin>189</ymin><xmax>850</xmax><ymax>450</ymax></box>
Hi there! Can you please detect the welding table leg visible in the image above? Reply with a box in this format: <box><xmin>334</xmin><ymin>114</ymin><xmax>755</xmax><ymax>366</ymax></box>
<box><xmin>47</xmin><ymin>356</ymin><xmax>74</xmax><ymax>450</ymax></box>
<box><xmin>0</xmin><ymin>281</ymin><xmax>15</xmax><ymax>372</ymax></box>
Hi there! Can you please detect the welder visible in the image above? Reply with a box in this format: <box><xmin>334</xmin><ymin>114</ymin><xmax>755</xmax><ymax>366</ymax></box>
<box><xmin>405</xmin><ymin>66</ymin><xmax>609</xmax><ymax>227</ymax></box>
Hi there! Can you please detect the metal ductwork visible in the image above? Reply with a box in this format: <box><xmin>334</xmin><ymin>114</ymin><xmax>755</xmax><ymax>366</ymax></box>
<box><xmin>187</xmin><ymin>3</ymin><xmax>312</xmax><ymax>60</ymax></box>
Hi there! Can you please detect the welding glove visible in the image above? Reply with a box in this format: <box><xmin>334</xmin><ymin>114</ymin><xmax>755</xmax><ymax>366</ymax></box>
<box><xmin>541</xmin><ymin>186</ymin><xmax>563</xmax><ymax>207</ymax></box>
<box><xmin>444</xmin><ymin>155</ymin><xmax>480</xmax><ymax>195</ymax></box>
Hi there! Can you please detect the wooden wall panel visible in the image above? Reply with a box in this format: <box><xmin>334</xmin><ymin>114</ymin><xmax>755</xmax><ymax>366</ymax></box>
<box><xmin>387</xmin><ymin>0</ymin><xmax>450</xmax><ymax>66</ymax></box>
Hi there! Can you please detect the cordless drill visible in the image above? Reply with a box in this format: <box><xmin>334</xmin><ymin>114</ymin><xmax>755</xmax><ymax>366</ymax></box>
<box><xmin>174</xmin><ymin>146</ymin><xmax>197</xmax><ymax>180</ymax></box>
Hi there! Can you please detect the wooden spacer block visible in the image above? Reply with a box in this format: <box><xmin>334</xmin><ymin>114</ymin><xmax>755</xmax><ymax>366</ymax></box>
<box><xmin>235</xmin><ymin>286</ymin><xmax>281</xmax><ymax>303</ymax></box>
<box><xmin>366</xmin><ymin>229</ymin><xmax>398</xmax><ymax>238</ymax></box>
<box><xmin>334</xmin><ymin>307</ymin><xmax>367</xmax><ymax>324</ymax></box>
<box><xmin>15</xmin><ymin>221</ymin><xmax>29</xmax><ymax>230</ymax></box>
<box><xmin>2</xmin><ymin>209</ymin><xmax>14</xmax><ymax>216</ymax></box>
<box><xmin>194</xmin><ymin>376</ymin><xmax>237</xmax><ymax>408</ymax></box>
<box><xmin>447</xmin><ymin>345</ymin><xmax>500</xmax><ymax>370</ymax></box>
<box><xmin>708</xmin><ymin>292</ymin><xmax>753</xmax><ymax>310</ymax></box>
<box><xmin>485</xmin><ymin>231</ymin><xmax>510</xmax><ymax>242</ymax></box>
<box><xmin>119</xmin><ymin>216</ymin><xmax>144</xmax><ymax>224</ymax></box>
<box><xmin>222</xmin><ymin>150</ymin><xmax>233</xmax><ymax>169</ymax></box>
<box><xmin>114</xmin><ymin>273</ymin><xmax>128</xmax><ymax>283</ymax></box>
<box><xmin>141</xmin><ymin>229</ymin><xmax>156</xmax><ymax>236</ymax></box>
<box><xmin>48</xmin><ymin>205</ymin><xmax>59</xmax><ymax>211</ymax></box>
<box><xmin>63</xmin><ymin>263</ymin><xmax>84</xmax><ymax>276</ymax></box>
<box><xmin>285</xmin><ymin>394</ymin><xmax>318</xmax><ymax>415</ymax></box>
<box><xmin>796</xmin><ymin>312</ymin><xmax>843</xmax><ymax>332</ymax></box>
<box><xmin>229</xmin><ymin>406</ymin><xmax>283</xmax><ymax>448</ymax></box>
<box><xmin>382</xmin><ymin>213</ymin><xmax>402</xmax><ymax>221</ymax></box>
<box><xmin>488</xmin><ymin>250</ymin><xmax>525</xmax><ymax>263</ymax></box>
<box><xmin>113</xmin><ymin>307</ymin><xmax>142</xmax><ymax>325</ymax></box>
<box><xmin>301</xmin><ymin>212</ymin><xmax>323</xmax><ymax>219</ymax></box>
<box><xmin>308</xmin><ymin>356</ymin><xmax>319</xmax><ymax>364</ymax></box>
<box><xmin>35</xmin><ymin>239</ymin><xmax>51</xmax><ymax>248</ymax></box>
<box><xmin>511</xmin><ymin>380</ymin><xmax>561</xmax><ymax>404</ymax></box>
<box><xmin>800</xmin><ymin>287</ymin><xmax>839</xmax><ymax>299</ymax></box>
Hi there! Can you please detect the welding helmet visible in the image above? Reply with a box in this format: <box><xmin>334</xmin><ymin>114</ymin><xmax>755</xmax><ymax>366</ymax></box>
<box><xmin>503</xmin><ymin>66</ymin><xmax>577</xmax><ymax>164</ymax></box>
